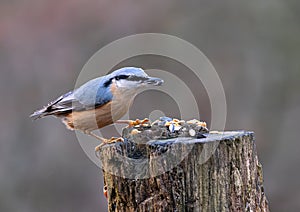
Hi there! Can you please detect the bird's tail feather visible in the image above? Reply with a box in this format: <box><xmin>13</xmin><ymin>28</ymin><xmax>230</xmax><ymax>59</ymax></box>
<box><xmin>30</xmin><ymin>92</ymin><xmax>73</xmax><ymax>120</ymax></box>
<box><xmin>30</xmin><ymin>105</ymin><xmax>72</xmax><ymax>120</ymax></box>
<box><xmin>30</xmin><ymin>107</ymin><xmax>52</xmax><ymax>120</ymax></box>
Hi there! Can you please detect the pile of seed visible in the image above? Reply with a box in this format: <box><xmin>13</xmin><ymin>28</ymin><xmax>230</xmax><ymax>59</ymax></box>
<box><xmin>122</xmin><ymin>117</ymin><xmax>209</xmax><ymax>143</ymax></box>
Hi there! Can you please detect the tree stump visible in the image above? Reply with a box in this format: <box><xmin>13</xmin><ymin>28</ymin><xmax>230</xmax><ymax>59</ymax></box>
<box><xmin>98</xmin><ymin>129</ymin><xmax>269</xmax><ymax>212</ymax></box>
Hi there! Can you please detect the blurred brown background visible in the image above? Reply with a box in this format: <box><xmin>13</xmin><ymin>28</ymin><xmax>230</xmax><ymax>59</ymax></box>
<box><xmin>1</xmin><ymin>0</ymin><xmax>300</xmax><ymax>211</ymax></box>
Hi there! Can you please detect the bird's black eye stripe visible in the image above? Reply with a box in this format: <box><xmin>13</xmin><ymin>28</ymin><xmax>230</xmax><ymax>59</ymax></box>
<box><xmin>115</xmin><ymin>75</ymin><xmax>129</xmax><ymax>80</ymax></box>
<box><xmin>103</xmin><ymin>75</ymin><xmax>130</xmax><ymax>87</ymax></box>
<box><xmin>103</xmin><ymin>78</ymin><xmax>113</xmax><ymax>87</ymax></box>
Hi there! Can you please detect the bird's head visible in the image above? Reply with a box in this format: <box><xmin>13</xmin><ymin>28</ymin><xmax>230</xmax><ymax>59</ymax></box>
<box><xmin>104</xmin><ymin>67</ymin><xmax>163</xmax><ymax>91</ymax></box>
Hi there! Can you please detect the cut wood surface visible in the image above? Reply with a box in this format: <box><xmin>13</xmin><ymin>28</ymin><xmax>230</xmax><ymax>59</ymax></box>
<box><xmin>98</xmin><ymin>130</ymin><xmax>269</xmax><ymax>212</ymax></box>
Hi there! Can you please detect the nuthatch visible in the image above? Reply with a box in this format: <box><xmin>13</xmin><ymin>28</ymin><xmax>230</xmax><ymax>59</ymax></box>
<box><xmin>30</xmin><ymin>67</ymin><xmax>163</xmax><ymax>147</ymax></box>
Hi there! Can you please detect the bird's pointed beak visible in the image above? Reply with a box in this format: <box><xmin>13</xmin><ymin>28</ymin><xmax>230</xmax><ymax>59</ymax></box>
<box><xmin>144</xmin><ymin>77</ymin><xmax>164</xmax><ymax>86</ymax></box>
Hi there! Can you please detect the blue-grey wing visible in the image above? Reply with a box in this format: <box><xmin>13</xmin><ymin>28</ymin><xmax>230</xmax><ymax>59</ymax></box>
<box><xmin>30</xmin><ymin>77</ymin><xmax>113</xmax><ymax>119</ymax></box>
<box><xmin>72</xmin><ymin>77</ymin><xmax>113</xmax><ymax>109</ymax></box>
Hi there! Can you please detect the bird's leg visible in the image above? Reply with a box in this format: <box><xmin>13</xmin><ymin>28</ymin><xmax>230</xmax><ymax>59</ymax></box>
<box><xmin>115</xmin><ymin>118</ymin><xmax>150</xmax><ymax>127</ymax></box>
<box><xmin>84</xmin><ymin>131</ymin><xmax>106</xmax><ymax>142</ymax></box>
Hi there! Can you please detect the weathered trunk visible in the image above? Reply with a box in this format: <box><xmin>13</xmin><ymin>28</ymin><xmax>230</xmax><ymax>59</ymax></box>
<box><xmin>98</xmin><ymin>131</ymin><xmax>269</xmax><ymax>212</ymax></box>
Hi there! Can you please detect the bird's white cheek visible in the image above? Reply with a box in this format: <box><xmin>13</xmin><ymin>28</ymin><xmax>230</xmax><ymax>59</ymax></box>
<box><xmin>116</xmin><ymin>80</ymin><xmax>140</xmax><ymax>88</ymax></box>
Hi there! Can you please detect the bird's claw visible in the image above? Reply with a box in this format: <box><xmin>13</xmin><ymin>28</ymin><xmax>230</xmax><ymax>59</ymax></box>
<box><xmin>128</xmin><ymin>118</ymin><xmax>150</xmax><ymax>127</ymax></box>
<box><xmin>115</xmin><ymin>118</ymin><xmax>150</xmax><ymax>128</ymax></box>
<box><xmin>95</xmin><ymin>137</ymin><xmax>124</xmax><ymax>152</ymax></box>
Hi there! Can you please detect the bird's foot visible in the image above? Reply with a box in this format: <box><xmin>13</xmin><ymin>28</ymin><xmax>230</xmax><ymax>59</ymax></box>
<box><xmin>115</xmin><ymin>118</ymin><xmax>150</xmax><ymax>128</ymax></box>
<box><xmin>94</xmin><ymin>137</ymin><xmax>124</xmax><ymax>152</ymax></box>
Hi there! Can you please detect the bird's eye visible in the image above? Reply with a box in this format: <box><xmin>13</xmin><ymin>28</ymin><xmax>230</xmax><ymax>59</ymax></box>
<box><xmin>115</xmin><ymin>75</ymin><xmax>129</xmax><ymax>80</ymax></box>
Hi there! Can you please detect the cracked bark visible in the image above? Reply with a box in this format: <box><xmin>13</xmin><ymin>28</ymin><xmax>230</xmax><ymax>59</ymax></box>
<box><xmin>98</xmin><ymin>131</ymin><xmax>269</xmax><ymax>212</ymax></box>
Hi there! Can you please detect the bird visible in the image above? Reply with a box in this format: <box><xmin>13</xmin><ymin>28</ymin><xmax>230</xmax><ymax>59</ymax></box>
<box><xmin>30</xmin><ymin>67</ymin><xmax>164</xmax><ymax>149</ymax></box>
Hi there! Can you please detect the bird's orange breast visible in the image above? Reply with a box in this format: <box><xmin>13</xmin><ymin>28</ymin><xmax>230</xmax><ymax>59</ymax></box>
<box><xmin>62</xmin><ymin>100</ymin><xmax>131</xmax><ymax>132</ymax></box>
